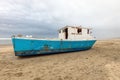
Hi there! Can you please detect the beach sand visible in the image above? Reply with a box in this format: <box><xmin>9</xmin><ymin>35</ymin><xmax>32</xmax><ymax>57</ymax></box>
<box><xmin>0</xmin><ymin>39</ymin><xmax>120</xmax><ymax>80</ymax></box>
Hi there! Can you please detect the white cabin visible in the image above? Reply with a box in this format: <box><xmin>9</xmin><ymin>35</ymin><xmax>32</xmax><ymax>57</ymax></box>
<box><xmin>58</xmin><ymin>26</ymin><xmax>94</xmax><ymax>40</ymax></box>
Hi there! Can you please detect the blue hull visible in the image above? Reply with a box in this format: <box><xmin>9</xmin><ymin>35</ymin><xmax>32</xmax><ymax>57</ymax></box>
<box><xmin>12</xmin><ymin>38</ymin><xmax>96</xmax><ymax>56</ymax></box>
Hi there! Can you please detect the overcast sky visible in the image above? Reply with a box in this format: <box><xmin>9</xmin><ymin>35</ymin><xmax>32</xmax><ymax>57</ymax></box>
<box><xmin>0</xmin><ymin>0</ymin><xmax>120</xmax><ymax>39</ymax></box>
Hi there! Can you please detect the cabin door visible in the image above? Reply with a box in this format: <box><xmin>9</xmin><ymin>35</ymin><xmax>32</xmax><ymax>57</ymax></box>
<box><xmin>64</xmin><ymin>28</ymin><xmax>68</xmax><ymax>39</ymax></box>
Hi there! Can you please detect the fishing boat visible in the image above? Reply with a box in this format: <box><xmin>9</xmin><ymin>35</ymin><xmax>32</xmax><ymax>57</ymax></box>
<box><xmin>12</xmin><ymin>26</ymin><xmax>96</xmax><ymax>56</ymax></box>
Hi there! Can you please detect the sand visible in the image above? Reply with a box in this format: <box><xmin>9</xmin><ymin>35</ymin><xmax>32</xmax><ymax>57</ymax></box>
<box><xmin>0</xmin><ymin>39</ymin><xmax>120</xmax><ymax>80</ymax></box>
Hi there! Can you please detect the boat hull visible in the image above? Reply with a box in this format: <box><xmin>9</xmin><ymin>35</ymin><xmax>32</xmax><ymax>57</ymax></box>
<box><xmin>12</xmin><ymin>38</ymin><xmax>96</xmax><ymax>56</ymax></box>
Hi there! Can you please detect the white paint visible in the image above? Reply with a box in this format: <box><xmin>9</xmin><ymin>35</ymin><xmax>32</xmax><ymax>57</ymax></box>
<box><xmin>59</xmin><ymin>26</ymin><xmax>95</xmax><ymax>40</ymax></box>
<box><xmin>26</xmin><ymin>35</ymin><xmax>33</xmax><ymax>38</ymax></box>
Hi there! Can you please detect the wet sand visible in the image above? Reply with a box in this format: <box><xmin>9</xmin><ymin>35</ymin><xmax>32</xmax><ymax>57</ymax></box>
<box><xmin>0</xmin><ymin>39</ymin><xmax>120</xmax><ymax>80</ymax></box>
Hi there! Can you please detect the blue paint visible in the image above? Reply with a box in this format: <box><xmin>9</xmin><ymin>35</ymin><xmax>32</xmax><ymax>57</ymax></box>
<box><xmin>12</xmin><ymin>38</ymin><xmax>96</xmax><ymax>56</ymax></box>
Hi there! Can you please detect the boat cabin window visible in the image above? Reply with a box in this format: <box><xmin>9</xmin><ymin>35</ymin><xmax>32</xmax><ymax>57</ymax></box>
<box><xmin>77</xmin><ymin>28</ymin><xmax>82</xmax><ymax>34</ymax></box>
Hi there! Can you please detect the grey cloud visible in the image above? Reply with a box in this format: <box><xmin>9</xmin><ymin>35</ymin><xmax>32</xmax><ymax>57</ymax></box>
<box><xmin>0</xmin><ymin>0</ymin><xmax>120</xmax><ymax>39</ymax></box>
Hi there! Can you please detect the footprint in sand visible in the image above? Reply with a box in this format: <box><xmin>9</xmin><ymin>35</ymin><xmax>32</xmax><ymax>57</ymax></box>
<box><xmin>14</xmin><ymin>72</ymin><xmax>23</xmax><ymax>77</ymax></box>
<box><xmin>33</xmin><ymin>77</ymin><xmax>42</xmax><ymax>80</ymax></box>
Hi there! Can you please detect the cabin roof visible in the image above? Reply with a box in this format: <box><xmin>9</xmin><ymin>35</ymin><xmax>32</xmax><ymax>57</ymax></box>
<box><xmin>58</xmin><ymin>25</ymin><xmax>92</xmax><ymax>31</ymax></box>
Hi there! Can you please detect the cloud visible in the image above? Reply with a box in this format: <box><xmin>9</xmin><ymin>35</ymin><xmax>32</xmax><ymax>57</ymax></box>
<box><xmin>0</xmin><ymin>0</ymin><xmax>120</xmax><ymax>39</ymax></box>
